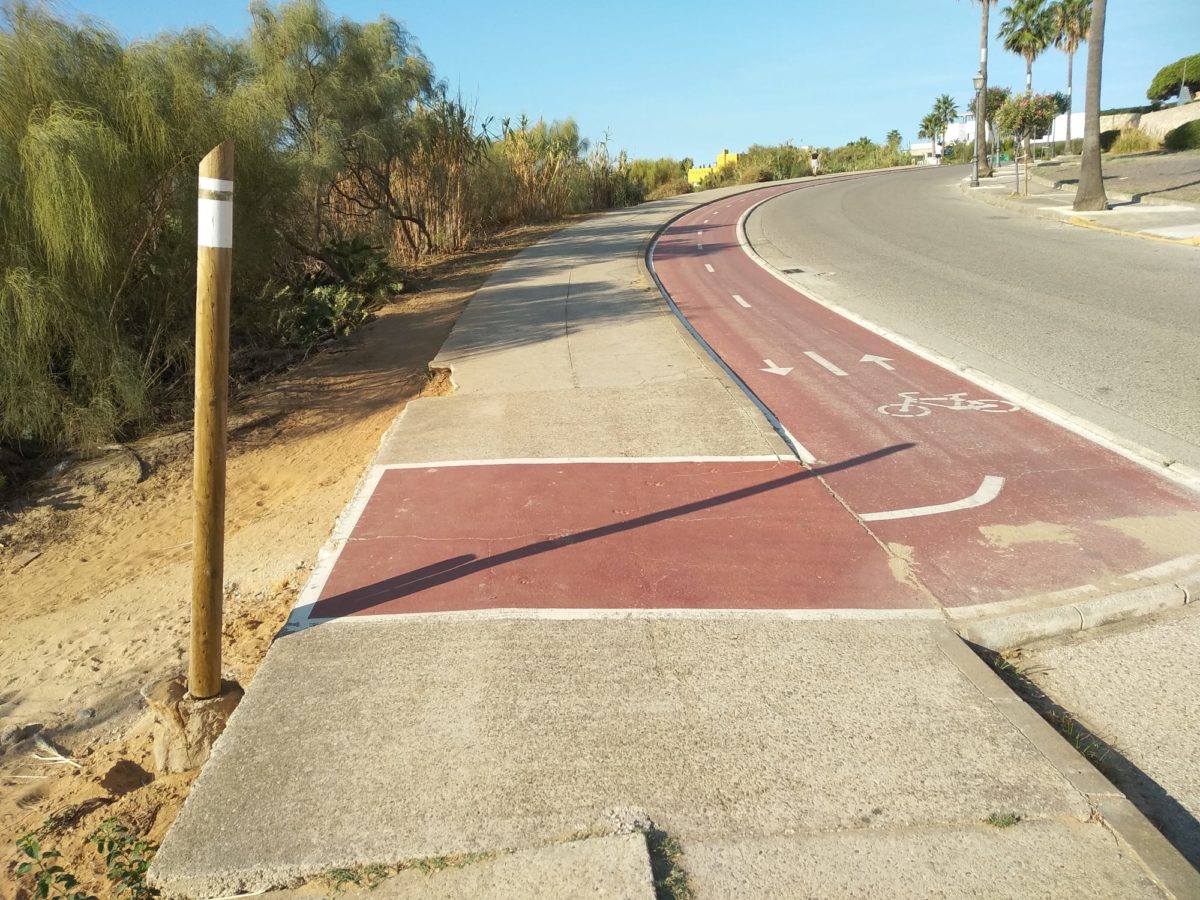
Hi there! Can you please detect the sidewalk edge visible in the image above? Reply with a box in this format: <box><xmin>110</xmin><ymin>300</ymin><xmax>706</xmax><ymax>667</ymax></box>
<box><xmin>935</xmin><ymin>627</ymin><xmax>1200</xmax><ymax>898</ymax></box>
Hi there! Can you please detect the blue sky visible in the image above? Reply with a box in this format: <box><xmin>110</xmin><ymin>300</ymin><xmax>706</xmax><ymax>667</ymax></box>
<box><xmin>56</xmin><ymin>0</ymin><xmax>1200</xmax><ymax>161</ymax></box>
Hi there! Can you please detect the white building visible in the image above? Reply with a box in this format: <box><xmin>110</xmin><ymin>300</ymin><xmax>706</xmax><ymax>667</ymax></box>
<box><xmin>909</xmin><ymin>110</ymin><xmax>1086</xmax><ymax>163</ymax></box>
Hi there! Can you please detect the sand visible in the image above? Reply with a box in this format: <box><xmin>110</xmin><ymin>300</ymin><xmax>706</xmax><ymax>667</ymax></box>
<box><xmin>0</xmin><ymin>224</ymin><xmax>562</xmax><ymax>897</ymax></box>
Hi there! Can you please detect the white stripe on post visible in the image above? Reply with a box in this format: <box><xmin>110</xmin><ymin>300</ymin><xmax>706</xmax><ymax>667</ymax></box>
<box><xmin>197</xmin><ymin>198</ymin><xmax>233</xmax><ymax>249</ymax></box>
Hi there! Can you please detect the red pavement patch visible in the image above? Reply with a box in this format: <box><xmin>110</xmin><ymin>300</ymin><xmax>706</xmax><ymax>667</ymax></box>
<box><xmin>310</xmin><ymin>460</ymin><xmax>927</xmax><ymax>618</ymax></box>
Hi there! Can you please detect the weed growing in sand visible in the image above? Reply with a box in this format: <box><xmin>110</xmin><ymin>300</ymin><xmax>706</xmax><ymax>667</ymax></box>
<box><xmin>323</xmin><ymin>864</ymin><xmax>389</xmax><ymax>892</ymax></box>
<box><xmin>14</xmin><ymin>816</ymin><xmax>159</xmax><ymax>900</ymax></box>
<box><xmin>91</xmin><ymin>819</ymin><xmax>157</xmax><ymax>899</ymax></box>
<box><xmin>985</xmin><ymin>812</ymin><xmax>1021</xmax><ymax>828</ymax></box>
<box><xmin>15</xmin><ymin>831</ymin><xmax>96</xmax><ymax>900</ymax></box>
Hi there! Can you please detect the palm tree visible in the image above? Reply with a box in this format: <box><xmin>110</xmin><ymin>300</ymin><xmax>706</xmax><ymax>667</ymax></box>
<box><xmin>1048</xmin><ymin>0</ymin><xmax>1091</xmax><ymax>151</ymax></box>
<box><xmin>919</xmin><ymin>113</ymin><xmax>942</xmax><ymax>162</ymax></box>
<box><xmin>933</xmin><ymin>94</ymin><xmax>959</xmax><ymax>157</ymax></box>
<box><xmin>886</xmin><ymin>129</ymin><xmax>902</xmax><ymax>149</ymax></box>
<box><xmin>973</xmin><ymin>0</ymin><xmax>998</xmax><ymax>177</ymax></box>
<box><xmin>1073</xmin><ymin>0</ymin><xmax>1106</xmax><ymax>209</ymax></box>
<box><xmin>999</xmin><ymin>0</ymin><xmax>1052</xmax><ymax>160</ymax></box>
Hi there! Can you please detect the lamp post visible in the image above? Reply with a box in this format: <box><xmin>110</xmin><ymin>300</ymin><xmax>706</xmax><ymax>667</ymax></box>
<box><xmin>971</xmin><ymin>71</ymin><xmax>985</xmax><ymax>187</ymax></box>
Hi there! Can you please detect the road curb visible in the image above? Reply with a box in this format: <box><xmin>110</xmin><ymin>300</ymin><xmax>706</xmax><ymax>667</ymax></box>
<box><xmin>1029</xmin><ymin>167</ymin><xmax>1200</xmax><ymax>210</ymax></box>
<box><xmin>957</xmin><ymin>178</ymin><xmax>1200</xmax><ymax>247</ymax></box>
<box><xmin>955</xmin><ymin>571</ymin><xmax>1200</xmax><ymax>652</ymax></box>
<box><xmin>935</xmin><ymin>627</ymin><xmax>1200</xmax><ymax>899</ymax></box>
<box><xmin>960</xmin><ymin>177</ymin><xmax>1200</xmax><ymax>248</ymax></box>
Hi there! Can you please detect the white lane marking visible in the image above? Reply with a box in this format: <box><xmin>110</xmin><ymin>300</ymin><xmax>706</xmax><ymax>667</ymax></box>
<box><xmin>761</xmin><ymin>360</ymin><xmax>793</xmax><ymax>376</ymax></box>
<box><xmin>704</xmin><ymin>264</ymin><xmax>715</xmax><ymax>273</ymax></box>
<box><xmin>291</xmin><ymin>606</ymin><xmax>946</xmax><ymax>627</ymax></box>
<box><xmin>861</xmin><ymin>354</ymin><xmax>895</xmax><ymax>371</ymax></box>
<box><xmin>859</xmin><ymin>475</ymin><xmax>1005</xmax><ymax>522</ymax></box>
<box><xmin>804</xmin><ymin>351</ymin><xmax>847</xmax><ymax>376</ymax></box>
<box><xmin>703</xmin><ymin>219</ymin><xmax>710</xmax><ymax>224</ymax></box>
<box><xmin>696</xmin><ymin>230</ymin><xmax>703</xmax><ymax>236</ymax></box>
<box><xmin>377</xmin><ymin>456</ymin><xmax>786</xmax><ymax>470</ymax></box>
<box><xmin>732</xmin><ymin>294</ymin><xmax>751</xmax><ymax>308</ymax></box>
<box><xmin>697</xmin><ymin>243</ymin><xmax>703</xmax><ymax>250</ymax></box>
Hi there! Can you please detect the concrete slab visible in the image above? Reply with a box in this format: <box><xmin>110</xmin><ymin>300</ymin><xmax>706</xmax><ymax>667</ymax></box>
<box><xmin>150</xmin><ymin>621</ymin><xmax>1106</xmax><ymax>896</ymax></box>
<box><xmin>375</xmin><ymin>198</ymin><xmax>792</xmax><ymax>464</ymax></box>
<box><xmin>683</xmin><ymin>821</ymin><xmax>1170</xmax><ymax>899</ymax></box>
<box><xmin>1020</xmin><ymin>603</ymin><xmax>1200</xmax><ymax>869</ymax></box>
<box><xmin>267</xmin><ymin>834</ymin><xmax>656</xmax><ymax>900</ymax></box>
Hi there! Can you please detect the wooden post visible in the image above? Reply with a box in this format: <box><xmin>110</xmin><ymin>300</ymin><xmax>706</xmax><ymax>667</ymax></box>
<box><xmin>190</xmin><ymin>141</ymin><xmax>233</xmax><ymax>700</ymax></box>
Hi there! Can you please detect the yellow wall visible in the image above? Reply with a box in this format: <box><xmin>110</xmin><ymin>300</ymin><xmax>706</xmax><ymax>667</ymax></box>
<box><xmin>687</xmin><ymin>149</ymin><xmax>739</xmax><ymax>187</ymax></box>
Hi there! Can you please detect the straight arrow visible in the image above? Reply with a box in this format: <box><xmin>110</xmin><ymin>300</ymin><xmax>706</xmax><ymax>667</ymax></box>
<box><xmin>761</xmin><ymin>359</ymin><xmax>794</xmax><ymax>376</ymax></box>
<box><xmin>860</xmin><ymin>354</ymin><xmax>895</xmax><ymax>371</ymax></box>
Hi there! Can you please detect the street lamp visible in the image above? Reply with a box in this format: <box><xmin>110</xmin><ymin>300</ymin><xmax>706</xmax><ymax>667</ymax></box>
<box><xmin>971</xmin><ymin>71</ymin><xmax>985</xmax><ymax>187</ymax></box>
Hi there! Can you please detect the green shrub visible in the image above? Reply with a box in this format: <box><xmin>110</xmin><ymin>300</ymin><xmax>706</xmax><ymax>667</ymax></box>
<box><xmin>645</xmin><ymin>178</ymin><xmax>691</xmax><ymax>201</ymax></box>
<box><xmin>737</xmin><ymin>166</ymin><xmax>774</xmax><ymax>184</ymax></box>
<box><xmin>1107</xmin><ymin>128</ymin><xmax>1160</xmax><ymax>154</ymax></box>
<box><xmin>1164</xmin><ymin>119</ymin><xmax>1200</xmax><ymax>151</ymax></box>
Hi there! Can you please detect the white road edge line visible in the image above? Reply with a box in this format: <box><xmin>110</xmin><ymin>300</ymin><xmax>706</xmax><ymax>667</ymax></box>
<box><xmin>291</xmin><ymin>606</ymin><xmax>946</xmax><ymax>626</ymax></box>
<box><xmin>732</xmin><ymin>294</ymin><xmax>751</xmax><ymax>308</ymax></box>
<box><xmin>734</xmin><ymin>192</ymin><xmax>1200</xmax><ymax>494</ymax></box>
<box><xmin>378</xmin><ymin>455</ymin><xmax>787</xmax><ymax>469</ymax></box>
<box><xmin>804</xmin><ymin>351</ymin><xmax>848</xmax><ymax>376</ymax></box>
<box><xmin>860</xmin><ymin>475</ymin><xmax>1005</xmax><ymax>522</ymax></box>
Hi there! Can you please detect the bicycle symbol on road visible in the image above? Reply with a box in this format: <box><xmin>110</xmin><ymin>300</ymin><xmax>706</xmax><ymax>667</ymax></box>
<box><xmin>878</xmin><ymin>391</ymin><xmax>1021</xmax><ymax>418</ymax></box>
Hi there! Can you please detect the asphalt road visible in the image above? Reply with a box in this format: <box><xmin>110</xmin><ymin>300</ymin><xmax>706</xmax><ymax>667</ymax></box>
<box><xmin>745</xmin><ymin>165</ymin><xmax>1200</xmax><ymax>473</ymax></box>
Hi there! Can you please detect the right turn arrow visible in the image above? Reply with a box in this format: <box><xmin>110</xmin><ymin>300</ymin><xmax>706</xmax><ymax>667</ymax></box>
<box><xmin>761</xmin><ymin>359</ymin><xmax>794</xmax><ymax>376</ymax></box>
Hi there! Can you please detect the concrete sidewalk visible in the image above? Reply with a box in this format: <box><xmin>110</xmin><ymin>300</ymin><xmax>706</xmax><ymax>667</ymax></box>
<box><xmin>149</xmin><ymin>178</ymin><xmax>1198</xmax><ymax>898</ymax></box>
<box><xmin>963</xmin><ymin>161</ymin><xmax>1200</xmax><ymax>245</ymax></box>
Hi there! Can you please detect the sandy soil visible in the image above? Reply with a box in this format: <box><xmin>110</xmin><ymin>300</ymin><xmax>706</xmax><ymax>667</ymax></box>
<box><xmin>0</xmin><ymin>224</ymin><xmax>562</xmax><ymax>898</ymax></box>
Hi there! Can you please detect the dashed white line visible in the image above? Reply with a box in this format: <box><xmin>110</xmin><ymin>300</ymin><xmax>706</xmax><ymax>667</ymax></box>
<box><xmin>732</xmin><ymin>294</ymin><xmax>751</xmax><ymax>308</ymax></box>
<box><xmin>704</xmin><ymin>264</ymin><xmax>715</xmax><ymax>273</ymax></box>
<box><xmin>804</xmin><ymin>351</ymin><xmax>847</xmax><ymax>376</ymax></box>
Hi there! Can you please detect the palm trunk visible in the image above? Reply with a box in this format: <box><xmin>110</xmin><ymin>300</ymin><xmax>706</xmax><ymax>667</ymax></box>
<box><xmin>977</xmin><ymin>1</ymin><xmax>991</xmax><ymax>177</ymax></box>
<box><xmin>1074</xmin><ymin>0</ymin><xmax>1107</xmax><ymax>210</ymax></box>
<box><xmin>1066</xmin><ymin>50</ymin><xmax>1074</xmax><ymax>149</ymax></box>
<box><xmin>1023</xmin><ymin>57</ymin><xmax>1033</xmax><ymax>163</ymax></box>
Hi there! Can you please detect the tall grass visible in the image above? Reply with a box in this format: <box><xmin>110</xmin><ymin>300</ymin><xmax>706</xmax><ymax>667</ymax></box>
<box><xmin>1107</xmin><ymin>127</ymin><xmax>1160</xmax><ymax>155</ymax></box>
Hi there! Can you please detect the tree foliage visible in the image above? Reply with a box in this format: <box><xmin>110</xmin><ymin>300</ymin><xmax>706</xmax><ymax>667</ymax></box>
<box><xmin>999</xmin><ymin>0</ymin><xmax>1053</xmax><ymax>86</ymax></box>
<box><xmin>1147</xmin><ymin>53</ymin><xmax>1200</xmax><ymax>103</ymax></box>
<box><xmin>0</xmin><ymin>0</ymin><xmax>644</xmax><ymax>462</ymax></box>
<box><xmin>995</xmin><ymin>93</ymin><xmax>1059</xmax><ymax>139</ymax></box>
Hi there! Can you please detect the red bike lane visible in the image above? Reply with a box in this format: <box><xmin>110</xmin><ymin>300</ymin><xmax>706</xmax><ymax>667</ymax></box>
<box><xmin>652</xmin><ymin>181</ymin><xmax>1200</xmax><ymax>608</ymax></box>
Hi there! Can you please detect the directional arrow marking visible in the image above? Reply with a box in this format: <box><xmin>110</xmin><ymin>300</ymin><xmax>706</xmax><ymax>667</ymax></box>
<box><xmin>861</xmin><ymin>354</ymin><xmax>895</xmax><ymax>371</ymax></box>
<box><xmin>761</xmin><ymin>360</ymin><xmax>794</xmax><ymax>376</ymax></box>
